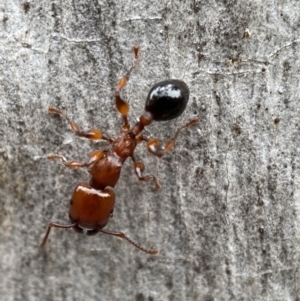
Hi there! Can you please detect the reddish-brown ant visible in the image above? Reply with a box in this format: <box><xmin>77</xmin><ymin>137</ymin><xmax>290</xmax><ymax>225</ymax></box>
<box><xmin>40</xmin><ymin>46</ymin><xmax>198</xmax><ymax>255</ymax></box>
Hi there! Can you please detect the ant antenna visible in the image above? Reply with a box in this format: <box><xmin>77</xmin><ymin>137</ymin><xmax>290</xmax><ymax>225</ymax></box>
<box><xmin>99</xmin><ymin>229</ymin><xmax>159</xmax><ymax>255</ymax></box>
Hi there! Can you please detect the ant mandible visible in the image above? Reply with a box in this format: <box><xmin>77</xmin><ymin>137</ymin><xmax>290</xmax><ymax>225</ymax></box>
<box><xmin>40</xmin><ymin>46</ymin><xmax>198</xmax><ymax>255</ymax></box>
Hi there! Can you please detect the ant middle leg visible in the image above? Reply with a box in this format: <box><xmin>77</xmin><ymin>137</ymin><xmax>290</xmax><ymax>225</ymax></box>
<box><xmin>131</xmin><ymin>155</ymin><xmax>161</xmax><ymax>189</ymax></box>
<box><xmin>143</xmin><ymin>117</ymin><xmax>199</xmax><ymax>158</ymax></box>
<box><xmin>47</xmin><ymin>150</ymin><xmax>106</xmax><ymax>169</ymax></box>
<box><xmin>114</xmin><ymin>46</ymin><xmax>139</xmax><ymax>132</ymax></box>
<box><xmin>48</xmin><ymin>107</ymin><xmax>113</xmax><ymax>142</ymax></box>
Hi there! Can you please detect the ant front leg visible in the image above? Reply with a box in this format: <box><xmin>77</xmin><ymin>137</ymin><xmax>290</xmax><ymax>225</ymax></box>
<box><xmin>48</xmin><ymin>107</ymin><xmax>113</xmax><ymax>142</ymax></box>
<box><xmin>47</xmin><ymin>150</ymin><xmax>106</xmax><ymax>169</ymax></box>
<box><xmin>145</xmin><ymin>117</ymin><xmax>199</xmax><ymax>158</ymax></box>
<box><xmin>114</xmin><ymin>46</ymin><xmax>139</xmax><ymax>132</ymax></box>
<box><xmin>131</xmin><ymin>155</ymin><xmax>161</xmax><ymax>189</ymax></box>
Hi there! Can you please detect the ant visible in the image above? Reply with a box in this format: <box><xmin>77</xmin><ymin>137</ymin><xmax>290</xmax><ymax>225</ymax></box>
<box><xmin>40</xmin><ymin>46</ymin><xmax>198</xmax><ymax>255</ymax></box>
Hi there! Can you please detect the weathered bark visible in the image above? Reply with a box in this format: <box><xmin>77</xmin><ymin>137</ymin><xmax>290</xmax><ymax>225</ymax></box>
<box><xmin>1</xmin><ymin>0</ymin><xmax>300</xmax><ymax>300</ymax></box>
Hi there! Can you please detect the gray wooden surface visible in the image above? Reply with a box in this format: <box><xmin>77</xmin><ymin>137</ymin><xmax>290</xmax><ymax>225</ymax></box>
<box><xmin>1</xmin><ymin>0</ymin><xmax>300</xmax><ymax>300</ymax></box>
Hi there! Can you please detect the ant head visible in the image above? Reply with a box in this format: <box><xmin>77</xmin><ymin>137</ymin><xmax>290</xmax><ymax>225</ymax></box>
<box><xmin>145</xmin><ymin>80</ymin><xmax>189</xmax><ymax>121</ymax></box>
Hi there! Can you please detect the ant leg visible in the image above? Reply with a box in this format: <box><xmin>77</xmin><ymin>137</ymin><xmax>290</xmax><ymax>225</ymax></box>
<box><xmin>47</xmin><ymin>150</ymin><xmax>106</xmax><ymax>169</ymax></box>
<box><xmin>48</xmin><ymin>107</ymin><xmax>113</xmax><ymax>142</ymax></box>
<box><xmin>145</xmin><ymin>117</ymin><xmax>199</xmax><ymax>158</ymax></box>
<box><xmin>114</xmin><ymin>46</ymin><xmax>139</xmax><ymax>132</ymax></box>
<box><xmin>98</xmin><ymin>228</ymin><xmax>159</xmax><ymax>255</ymax></box>
<box><xmin>40</xmin><ymin>222</ymin><xmax>77</xmax><ymax>248</ymax></box>
<box><xmin>131</xmin><ymin>156</ymin><xmax>161</xmax><ymax>189</ymax></box>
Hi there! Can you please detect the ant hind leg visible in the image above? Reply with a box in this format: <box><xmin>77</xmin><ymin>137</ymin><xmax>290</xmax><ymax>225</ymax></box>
<box><xmin>146</xmin><ymin>117</ymin><xmax>199</xmax><ymax>158</ymax></box>
<box><xmin>114</xmin><ymin>46</ymin><xmax>139</xmax><ymax>132</ymax></box>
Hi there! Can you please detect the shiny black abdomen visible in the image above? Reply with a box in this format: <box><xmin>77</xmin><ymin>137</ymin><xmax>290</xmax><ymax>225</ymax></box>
<box><xmin>145</xmin><ymin>80</ymin><xmax>189</xmax><ymax>121</ymax></box>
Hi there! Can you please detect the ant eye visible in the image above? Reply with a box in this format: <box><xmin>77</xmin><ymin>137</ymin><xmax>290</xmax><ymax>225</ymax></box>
<box><xmin>145</xmin><ymin>80</ymin><xmax>189</xmax><ymax>121</ymax></box>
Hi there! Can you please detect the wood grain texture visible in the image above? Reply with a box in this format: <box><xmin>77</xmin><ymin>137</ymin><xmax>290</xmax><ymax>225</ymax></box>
<box><xmin>1</xmin><ymin>0</ymin><xmax>300</xmax><ymax>300</ymax></box>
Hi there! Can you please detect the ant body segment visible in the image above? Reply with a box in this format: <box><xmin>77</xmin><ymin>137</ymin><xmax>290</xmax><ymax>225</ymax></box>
<box><xmin>40</xmin><ymin>46</ymin><xmax>198</xmax><ymax>255</ymax></box>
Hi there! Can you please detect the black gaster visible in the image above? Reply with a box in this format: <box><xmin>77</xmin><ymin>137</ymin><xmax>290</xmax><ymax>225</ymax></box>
<box><xmin>145</xmin><ymin>80</ymin><xmax>189</xmax><ymax>121</ymax></box>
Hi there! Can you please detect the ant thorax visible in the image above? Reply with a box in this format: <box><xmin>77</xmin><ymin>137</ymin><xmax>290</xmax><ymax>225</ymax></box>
<box><xmin>112</xmin><ymin>133</ymin><xmax>137</xmax><ymax>160</ymax></box>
